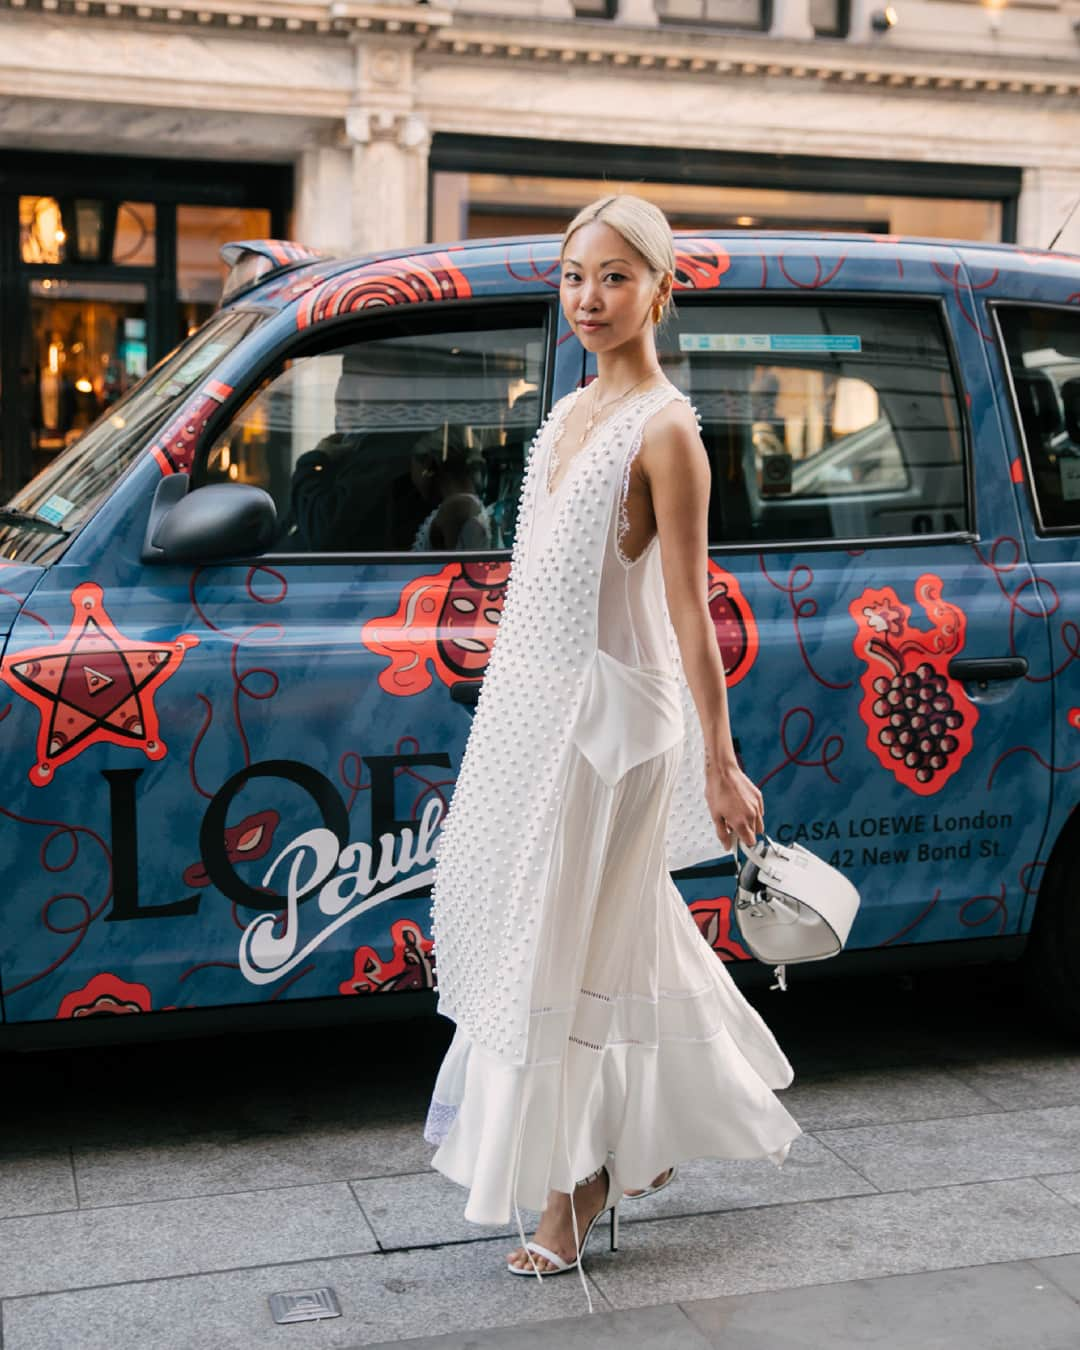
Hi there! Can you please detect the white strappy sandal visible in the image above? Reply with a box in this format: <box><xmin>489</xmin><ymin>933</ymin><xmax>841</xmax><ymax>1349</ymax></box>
<box><xmin>507</xmin><ymin>1165</ymin><xmax>620</xmax><ymax>1279</ymax></box>
<box><xmin>623</xmin><ymin>1164</ymin><xmax>679</xmax><ymax>1199</ymax></box>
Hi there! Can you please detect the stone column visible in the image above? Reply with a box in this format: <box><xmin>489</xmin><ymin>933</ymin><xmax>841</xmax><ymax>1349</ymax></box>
<box><xmin>768</xmin><ymin>0</ymin><xmax>814</xmax><ymax>40</ymax></box>
<box><xmin>615</xmin><ymin>0</ymin><xmax>659</xmax><ymax>26</ymax></box>
<box><xmin>294</xmin><ymin>143</ymin><xmax>355</xmax><ymax>255</ymax></box>
<box><xmin>346</xmin><ymin>108</ymin><xmax>431</xmax><ymax>253</ymax></box>
<box><xmin>1017</xmin><ymin>166</ymin><xmax>1080</xmax><ymax>252</ymax></box>
<box><xmin>847</xmin><ymin>0</ymin><xmax>881</xmax><ymax>42</ymax></box>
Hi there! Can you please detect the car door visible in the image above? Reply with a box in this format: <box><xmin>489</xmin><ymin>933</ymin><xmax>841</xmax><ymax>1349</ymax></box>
<box><xmin>988</xmin><ymin>289</ymin><xmax>1080</xmax><ymax>941</ymax></box>
<box><xmin>0</xmin><ymin>294</ymin><xmax>559</xmax><ymax>1025</ymax></box>
<box><xmin>657</xmin><ymin>237</ymin><xmax>1050</xmax><ymax>965</ymax></box>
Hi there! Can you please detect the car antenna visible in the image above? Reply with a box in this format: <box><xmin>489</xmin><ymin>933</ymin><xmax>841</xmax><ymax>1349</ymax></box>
<box><xmin>1047</xmin><ymin>195</ymin><xmax>1080</xmax><ymax>251</ymax></box>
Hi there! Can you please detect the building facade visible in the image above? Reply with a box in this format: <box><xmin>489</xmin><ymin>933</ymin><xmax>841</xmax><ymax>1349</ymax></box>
<box><xmin>1</xmin><ymin>0</ymin><xmax>1079</xmax><ymax>493</ymax></box>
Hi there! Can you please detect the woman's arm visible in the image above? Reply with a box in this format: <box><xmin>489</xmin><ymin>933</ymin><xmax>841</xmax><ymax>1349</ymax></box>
<box><xmin>640</xmin><ymin>402</ymin><xmax>765</xmax><ymax>852</ymax></box>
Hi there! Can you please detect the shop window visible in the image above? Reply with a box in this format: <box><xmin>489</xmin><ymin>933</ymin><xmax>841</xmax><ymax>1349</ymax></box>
<box><xmin>19</xmin><ymin>198</ymin><xmax>156</xmax><ymax>267</ymax></box>
<box><xmin>199</xmin><ymin>309</ymin><xmax>547</xmax><ymax>554</ymax></box>
<box><xmin>27</xmin><ymin>278</ymin><xmax>148</xmax><ymax>473</ymax></box>
<box><xmin>665</xmin><ymin>301</ymin><xmax>967</xmax><ymax>545</ymax></box>
<box><xmin>996</xmin><ymin>305</ymin><xmax>1080</xmax><ymax>532</ymax></box>
<box><xmin>573</xmin><ymin>0</ymin><xmax>616</xmax><ymax>14</ymax></box>
<box><xmin>654</xmin><ymin>0</ymin><xmax>767</xmax><ymax>27</ymax></box>
<box><xmin>810</xmin><ymin>0</ymin><xmax>850</xmax><ymax>35</ymax></box>
<box><xmin>431</xmin><ymin>172</ymin><xmax>1003</xmax><ymax>246</ymax></box>
<box><xmin>177</xmin><ymin>205</ymin><xmax>272</xmax><ymax>339</ymax></box>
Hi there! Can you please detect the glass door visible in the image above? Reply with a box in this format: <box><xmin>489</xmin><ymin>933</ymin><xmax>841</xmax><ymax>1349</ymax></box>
<box><xmin>25</xmin><ymin>278</ymin><xmax>150</xmax><ymax>481</ymax></box>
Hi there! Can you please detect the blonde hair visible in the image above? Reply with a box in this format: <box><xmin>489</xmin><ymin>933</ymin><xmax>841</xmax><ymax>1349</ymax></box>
<box><xmin>561</xmin><ymin>193</ymin><xmax>676</xmax><ymax>320</ymax></box>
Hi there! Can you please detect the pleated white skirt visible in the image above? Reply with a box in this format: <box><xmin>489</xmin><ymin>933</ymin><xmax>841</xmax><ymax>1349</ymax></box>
<box><xmin>426</xmin><ymin>738</ymin><xmax>802</xmax><ymax>1225</ymax></box>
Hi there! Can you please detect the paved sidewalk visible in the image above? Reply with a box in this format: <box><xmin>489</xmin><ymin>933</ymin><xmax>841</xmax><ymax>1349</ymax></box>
<box><xmin>362</xmin><ymin>1260</ymin><xmax>1080</xmax><ymax>1349</ymax></box>
<box><xmin>3</xmin><ymin>968</ymin><xmax>1080</xmax><ymax>1348</ymax></box>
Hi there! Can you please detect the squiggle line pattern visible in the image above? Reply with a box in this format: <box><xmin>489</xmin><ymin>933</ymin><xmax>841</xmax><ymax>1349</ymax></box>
<box><xmin>972</xmin><ymin>535</ymin><xmax>1080</xmax><ymax>685</ymax></box>
<box><xmin>758</xmin><ymin>556</ymin><xmax>853</xmax><ymax>690</ymax></box>
<box><xmin>932</xmin><ymin>260</ymin><xmax>998</xmax><ymax>341</ymax></box>
<box><xmin>189</xmin><ymin>565</ymin><xmax>288</xmax><ymax>771</ymax></box>
<box><xmin>759</xmin><ymin>706</ymin><xmax>843</xmax><ymax>787</ymax></box>
<box><xmin>0</xmin><ymin>804</ymin><xmax>112</xmax><ymax>997</ymax></box>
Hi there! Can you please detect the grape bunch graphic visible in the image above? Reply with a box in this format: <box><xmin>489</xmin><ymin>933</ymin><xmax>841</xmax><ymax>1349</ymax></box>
<box><xmin>850</xmin><ymin>574</ymin><xmax>978</xmax><ymax>796</ymax></box>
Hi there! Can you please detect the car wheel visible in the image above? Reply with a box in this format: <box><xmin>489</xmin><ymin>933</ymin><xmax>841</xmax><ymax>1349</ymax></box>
<box><xmin>1022</xmin><ymin>840</ymin><xmax>1080</xmax><ymax>1037</ymax></box>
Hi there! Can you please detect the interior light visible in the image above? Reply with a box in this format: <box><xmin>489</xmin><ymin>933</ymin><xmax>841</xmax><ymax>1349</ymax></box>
<box><xmin>735</xmin><ymin>215</ymin><xmax>757</xmax><ymax>227</ymax></box>
<box><xmin>75</xmin><ymin>378</ymin><xmax>93</xmax><ymax>394</ymax></box>
<box><xmin>48</xmin><ymin>343</ymin><xmax>60</xmax><ymax>375</ymax></box>
<box><xmin>220</xmin><ymin>445</ymin><xmax>231</xmax><ymax>470</ymax></box>
<box><xmin>55</xmin><ymin>228</ymin><xmax>67</xmax><ymax>244</ymax></box>
<box><xmin>228</xmin><ymin>464</ymin><xmax>239</xmax><ymax>480</ymax></box>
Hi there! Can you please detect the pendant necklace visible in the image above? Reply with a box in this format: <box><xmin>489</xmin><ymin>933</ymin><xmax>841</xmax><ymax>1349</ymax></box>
<box><xmin>577</xmin><ymin>372</ymin><xmax>659</xmax><ymax>449</ymax></box>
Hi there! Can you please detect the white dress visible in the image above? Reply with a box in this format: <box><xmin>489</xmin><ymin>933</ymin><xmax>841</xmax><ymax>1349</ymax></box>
<box><xmin>425</xmin><ymin>383</ymin><xmax>801</xmax><ymax>1226</ymax></box>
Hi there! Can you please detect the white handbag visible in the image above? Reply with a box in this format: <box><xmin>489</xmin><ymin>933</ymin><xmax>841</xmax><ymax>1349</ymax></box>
<box><xmin>734</xmin><ymin>836</ymin><xmax>861</xmax><ymax>990</ymax></box>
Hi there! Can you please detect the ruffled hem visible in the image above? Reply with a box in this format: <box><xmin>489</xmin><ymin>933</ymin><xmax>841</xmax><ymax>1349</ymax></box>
<box><xmin>427</xmin><ymin>1021</ymin><xmax>801</xmax><ymax>1225</ymax></box>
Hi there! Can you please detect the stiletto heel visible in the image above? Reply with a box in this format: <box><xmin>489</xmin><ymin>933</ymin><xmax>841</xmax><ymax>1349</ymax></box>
<box><xmin>507</xmin><ymin>1165</ymin><xmax>621</xmax><ymax>1277</ymax></box>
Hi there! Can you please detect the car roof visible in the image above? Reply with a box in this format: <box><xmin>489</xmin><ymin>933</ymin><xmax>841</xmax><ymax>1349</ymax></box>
<box><xmin>228</xmin><ymin>230</ymin><xmax>1080</xmax><ymax>316</ymax></box>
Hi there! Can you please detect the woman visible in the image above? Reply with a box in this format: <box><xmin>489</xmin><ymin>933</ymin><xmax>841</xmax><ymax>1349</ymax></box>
<box><xmin>425</xmin><ymin>194</ymin><xmax>800</xmax><ymax>1303</ymax></box>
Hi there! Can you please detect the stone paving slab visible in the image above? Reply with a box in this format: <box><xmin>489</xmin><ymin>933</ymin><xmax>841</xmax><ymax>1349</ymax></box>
<box><xmin>72</xmin><ymin>1119</ymin><xmax>433</xmax><ymax>1209</ymax></box>
<box><xmin>0</xmin><ymin>1151</ymin><xmax>76</xmax><ymax>1220</ymax></box>
<box><xmin>817</xmin><ymin>1104</ymin><xmax>1080</xmax><ymax>1192</ymax></box>
<box><xmin>1039</xmin><ymin>1173</ymin><xmax>1080</xmax><ymax>1209</ymax></box>
<box><xmin>585</xmin><ymin>1178</ymin><xmax>1080</xmax><ymax>1308</ymax></box>
<box><xmin>679</xmin><ymin>1260</ymin><xmax>1080</xmax><ymax>1349</ymax></box>
<box><xmin>361</xmin><ymin>1303</ymin><xmax>713</xmax><ymax>1350</ymax></box>
<box><xmin>948</xmin><ymin>1055</ymin><xmax>1080</xmax><ymax>1111</ymax></box>
<box><xmin>351</xmin><ymin>1136</ymin><xmax>873</xmax><ymax>1251</ymax></box>
<box><xmin>356</xmin><ymin>1261</ymin><xmax>1080</xmax><ymax>1350</ymax></box>
<box><xmin>782</xmin><ymin>1066</ymin><xmax>995</xmax><ymax>1130</ymax></box>
<box><xmin>1034</xmin><ymin>1253</ymin><xmax>1080</xmax><ymax>1302</ymax></box>
<box><xmin>0</xmin><ymin>1182</ymin><xmax>378</xmax><ymax>1299</ymax></box>
<box><xmin>0</xmin><ymin>1238</ymin><xmax>608</xmax><ymax>1350</ymax></box>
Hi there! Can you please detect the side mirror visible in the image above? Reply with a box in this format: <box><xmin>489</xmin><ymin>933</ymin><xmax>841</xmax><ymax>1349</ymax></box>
<box><xmin>143</xmin><ymin>478</ymin><xmax>277</xmax><ymax>564</ymax></box>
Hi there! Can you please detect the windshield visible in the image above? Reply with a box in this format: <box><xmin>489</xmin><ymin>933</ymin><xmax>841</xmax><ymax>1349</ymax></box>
<box><xmin>0</xmin><ymin>308</ymin><xmax>265</xmax><ymax>566</ymax></box>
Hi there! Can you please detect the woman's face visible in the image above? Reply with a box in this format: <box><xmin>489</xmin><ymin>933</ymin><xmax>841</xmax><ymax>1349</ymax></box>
<box><xmin>559</xmin><ymin>221</ymin><xmax>665</xmax><ymax>355</ymax></box>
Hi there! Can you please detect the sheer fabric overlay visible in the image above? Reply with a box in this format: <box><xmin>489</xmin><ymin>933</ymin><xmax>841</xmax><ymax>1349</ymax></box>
<box><xmin>427</xmin><ymin>384</ymin><xmax>800</xmax><ymax>1224</ymax></box>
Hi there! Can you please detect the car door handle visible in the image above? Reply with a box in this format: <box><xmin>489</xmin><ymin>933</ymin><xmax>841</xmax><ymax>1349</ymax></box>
<box><xmin>946</xmin><ymin>656</ymin><xmax>1028</xmax><ymax>683</ymax></box>
<box><xmin>450</xmin><ymin>680</ymin><xmax>482</xmax><ymax>707</ymax></box>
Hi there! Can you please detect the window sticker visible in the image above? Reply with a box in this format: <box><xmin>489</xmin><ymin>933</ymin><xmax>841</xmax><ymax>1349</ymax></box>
<box><xmin>38</xmin><ymin>493</ymin><xmax>76</xmax><ymax>526</ymax></box>
<box><xmin>1060</xmin><ymin>456</ymin><xmax>1080</xmax><ymax>502</ymax></box>
<box><xmin>679</xmin><ymin>334</ymin><xmax>863</xmax><ymax>354</ymax></box>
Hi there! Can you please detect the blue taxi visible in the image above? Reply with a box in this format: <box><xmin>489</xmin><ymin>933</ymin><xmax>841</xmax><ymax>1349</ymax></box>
<box><xmin>1</xmin><ymin>231</ymin><xmax>1078</xmax><ymax>1044</ymax></box>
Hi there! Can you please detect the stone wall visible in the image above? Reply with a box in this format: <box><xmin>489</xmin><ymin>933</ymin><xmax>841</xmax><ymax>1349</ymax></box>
<box><xmin>2</xmin><ymin>0</ymin><xmax>1079</xmax><ymax>255</ymax></box>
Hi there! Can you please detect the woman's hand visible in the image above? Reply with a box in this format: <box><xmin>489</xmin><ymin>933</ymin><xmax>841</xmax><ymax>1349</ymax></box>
<box><xmin>705</xmin><ymin>762</ymin><xmax>765</xmax><ymax>853</ymax></box>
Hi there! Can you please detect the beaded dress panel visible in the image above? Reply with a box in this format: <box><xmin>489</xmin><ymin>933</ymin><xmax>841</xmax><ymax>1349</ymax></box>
<box><xmin>430</xmin><ymin>383</ymin><xmax>719</xmax><ymax>1069</ymax></box>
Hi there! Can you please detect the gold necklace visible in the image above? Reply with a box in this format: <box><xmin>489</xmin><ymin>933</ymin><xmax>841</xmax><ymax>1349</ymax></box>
<box><xmin>577</xmin><ymin>373</ymin><xmax>659</xmax><ymax>448</ymax></box>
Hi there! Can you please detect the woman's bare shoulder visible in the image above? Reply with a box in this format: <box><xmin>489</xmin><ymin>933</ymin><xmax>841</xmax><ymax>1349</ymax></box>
<box><xmin>640</xmin><ymin>391</ymin><xmax>706</xmax><ymax>478</ymax></box>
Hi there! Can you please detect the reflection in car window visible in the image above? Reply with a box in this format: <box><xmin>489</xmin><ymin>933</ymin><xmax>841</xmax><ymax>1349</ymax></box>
<box><xmin>997</xmin><ymin>305</ymin><xmax>1080</xmax><ymax>531</ymax></box>
<box><xmin>663</xmin><ymin>304</ymin><xmax>967</xmax><ymax>545</ymax></box>
<box><xmin>0</xmin><ymin>308</ymin><xmax>265</xmax><ymax>566</ymax></box>
<box><xmin>201</xmin><ymin>309</ymin><xmax>547</xmax><ymax>554</ymax></box>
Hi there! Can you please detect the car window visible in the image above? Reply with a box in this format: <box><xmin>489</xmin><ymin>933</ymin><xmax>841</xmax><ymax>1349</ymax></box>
<box><xmin>996</xmin><ymin>305</ymin><xmax>1080</xmax><ymax>531</ymax></box>
<box><xmin>200</xmin><ymin>308</ymin><xmax>548</xmax><ymax>554</ymax></box>
<box><xmin>0</xmin><ymin>308</ymin><xmax>265</xmax><ymax>566</ymax></box>
<box><xmin>662</xmin><ymin>303</ymin><xmax>967</xmax><ymax>545</ymax></box>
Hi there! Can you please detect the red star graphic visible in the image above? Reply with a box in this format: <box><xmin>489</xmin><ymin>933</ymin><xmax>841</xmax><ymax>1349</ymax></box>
<box><xmin>0</xmin><ymin>582</ymin><xmax>199</xmax><ymax>786</ymax></box>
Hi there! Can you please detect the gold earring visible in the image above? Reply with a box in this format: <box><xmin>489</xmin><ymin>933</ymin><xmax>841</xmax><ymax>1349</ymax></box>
<box><xmin>653</xmin><ymin>302</ymin><xmax>663</xmax><ymax>326</ymax></box>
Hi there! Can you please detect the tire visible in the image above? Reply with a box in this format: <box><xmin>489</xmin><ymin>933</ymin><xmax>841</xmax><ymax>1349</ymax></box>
<box><xmin>1022</xmin><ymin>840</ymin><xmax>1080</xmax><ymax>1036</ymax></box>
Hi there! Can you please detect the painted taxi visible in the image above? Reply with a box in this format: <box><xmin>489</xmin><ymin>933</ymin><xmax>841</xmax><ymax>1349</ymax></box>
<box><xmin>2</xmin><ymin>231</ymin><xmax>1079</xmax><ymax>1045</ymax></box>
